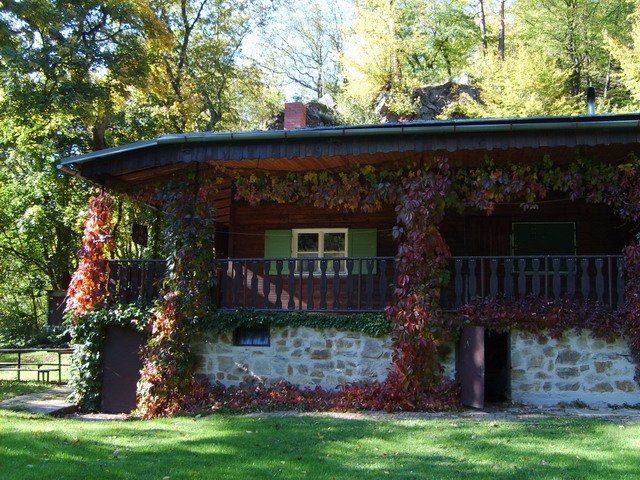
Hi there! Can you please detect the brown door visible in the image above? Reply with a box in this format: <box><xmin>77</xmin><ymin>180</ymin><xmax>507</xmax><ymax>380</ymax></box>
<box><xmin>458</xmin><ymin>326</ymin><xmax>485</xmax><ymax>409</ymax></box>
<box><xmin>101</xmin><ymin>326</ymin><xmax>145</xmax><ymax>413</ymax></box>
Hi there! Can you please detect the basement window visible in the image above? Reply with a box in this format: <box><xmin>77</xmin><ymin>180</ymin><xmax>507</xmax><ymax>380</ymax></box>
<box><xmin>234</xmin><ymin>325</ymin><xmax>270</xmax><ymax>347</ymax></box>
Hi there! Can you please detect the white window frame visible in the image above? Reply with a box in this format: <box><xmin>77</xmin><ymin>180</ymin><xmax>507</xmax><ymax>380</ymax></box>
<box><xmin>292</xmin><ymin>228</ymin><xmax>349</xmax><ymax>274</ymax></box>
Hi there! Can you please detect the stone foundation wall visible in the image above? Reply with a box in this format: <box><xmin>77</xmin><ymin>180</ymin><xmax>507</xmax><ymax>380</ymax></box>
<box><xmin>511</xmin><ymin>331</ymin><xmax>640</xmax><ymax>406</ymax></box>
<box><xmin>197</xmin><ymin>327</ymin><xmax>393</xmax><ymax>388</ymax></box>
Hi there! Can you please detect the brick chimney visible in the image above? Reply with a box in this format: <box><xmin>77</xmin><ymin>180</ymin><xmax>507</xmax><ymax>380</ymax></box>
<box><xmin>284</xmin><ymin>102</ymin><xmax>307</xmax><ymax>129</ymax></box>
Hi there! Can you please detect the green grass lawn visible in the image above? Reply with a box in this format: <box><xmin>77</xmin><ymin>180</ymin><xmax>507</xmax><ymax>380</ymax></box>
<box><xmin>0</xmin><ymin>410</ymin><xmax>638</xmax><ymax>479</ymax></box>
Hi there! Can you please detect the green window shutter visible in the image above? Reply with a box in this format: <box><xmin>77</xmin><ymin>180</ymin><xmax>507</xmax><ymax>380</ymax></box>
<box><xmin>264</xmin><ymin>229</ymin><xmax>292</xmax><ymax>274</ymax></box>
<box><xmin>348</xmin><ymin>228</ymin><xmax>377</xmax><ymax>274</ymax></box>
<box><xmin>512</xmin><ymin>223</ymin><xmax>576</xmax><ymax>256</ymax></box>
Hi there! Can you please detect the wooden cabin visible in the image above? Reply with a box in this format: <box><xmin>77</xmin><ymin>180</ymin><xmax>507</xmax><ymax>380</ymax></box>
<box><xmin>60</xmin><ymin>107</ymin><xmax>640</xmax><ymax>409</ymax></box>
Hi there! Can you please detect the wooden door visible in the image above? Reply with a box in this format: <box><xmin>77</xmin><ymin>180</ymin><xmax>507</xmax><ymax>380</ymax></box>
<box><xmin>457</xmin><ymin>326</ymin><xmax>485</xmax><ymax>409</ymax></box>
<box><xmin>101</xmin><ymin>326</ymin><xmax>145</xmax><ymax>413</ymax></box>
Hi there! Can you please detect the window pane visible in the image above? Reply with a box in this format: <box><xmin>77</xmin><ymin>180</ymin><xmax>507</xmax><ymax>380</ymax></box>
<box><xmin>325</xmin><ymin>257</ymin><xmax>346</xmax><ymax>273</ymax></box>
<box><xmin>297</xmin><ymin>233</ymin><xmax>319</xmax><ymax>252</ymax></box>
<box><xmin>235</xmin><ymin>326</ymin><xmax>270</xmax><ymax>346</ymax></box>
<box><xmin>324</xmin><ymin>232</ymin><xmax>346</xmax><ymax>252</ymax></box>
<box><xmin>298</xmin><ymin>257</ymin><xmax>322</xmax><ymax>272</ymax></box>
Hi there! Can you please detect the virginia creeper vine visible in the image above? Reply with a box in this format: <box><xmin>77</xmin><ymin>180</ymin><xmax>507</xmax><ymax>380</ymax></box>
<box><xmin>67</xmin><ymin>155</ymin><xmax>640</xmax><ymax>415</ymax></box>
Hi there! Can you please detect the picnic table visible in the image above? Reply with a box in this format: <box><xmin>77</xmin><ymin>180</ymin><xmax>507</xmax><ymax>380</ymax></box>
<box><xmin>0</xmin><ymin>348</ymin><xmax>73</xmax><ymax>383</ymax></box>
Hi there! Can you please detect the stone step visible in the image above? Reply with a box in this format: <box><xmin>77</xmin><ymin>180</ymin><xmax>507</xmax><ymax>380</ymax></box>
<box><xmin>0</xmin><ymin>385</ymin><xmax>75</xmax><ymax>415</ymax></box>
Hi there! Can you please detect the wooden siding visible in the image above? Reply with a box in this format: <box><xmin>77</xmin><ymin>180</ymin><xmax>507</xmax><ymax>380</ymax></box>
<box><xmin>224</xmin><ymin>200</ymin><xmax>634</xmax><ymax>260</ymax></box>
<box><xmin>228</xmin><ymin>203</ymin><xmax>397</xmax><ymax>258</ymax></box>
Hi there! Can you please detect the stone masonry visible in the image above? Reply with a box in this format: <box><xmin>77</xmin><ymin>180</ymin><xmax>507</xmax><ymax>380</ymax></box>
<box><xmin>196</xmin><ymin>326</ymin><xmax>638</xmax><ymax>406</ymax></box>
<box><xmin>511</xmin><ymin>330</ymin><xmax>640</xmax><ymax>406</ymax></box>
<box><xmin>197</xmin><ymin>327</ymin><xmax>393</xmax><ymax>388</ymax></box>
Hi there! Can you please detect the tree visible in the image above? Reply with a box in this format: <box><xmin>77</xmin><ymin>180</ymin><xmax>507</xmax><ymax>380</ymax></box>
<box><xmin>341</xmin><ymin>0</ymin><xmax>480</xmax><ymax>121</ymax></box>
<box><xmin>255</xmin><ymin>0</ymin><xmax>345</xmax><ymax>100</ymax></box>
<box><xmin>144</xmin><ymin>0</ymin><xmax>279</xmax><ymax>132</ymax></box>
<box><xmin>0</xmin><ymin>1</ymin><xmax>166</xmax><ymax>343</ymax></box>
<box><xmin>441</xmin><ymin>48</ymin><xmax>578</xmax><ymax>118</ymax></box>
<box><xmin>605</xmin><ymin>7</ymin><xmax>640</xmax><ymax>110</ymax></box>
<box><xmin>513</xmin><ymin>0</ymin><xmax>634</xmax><ymax>97</ymax></box>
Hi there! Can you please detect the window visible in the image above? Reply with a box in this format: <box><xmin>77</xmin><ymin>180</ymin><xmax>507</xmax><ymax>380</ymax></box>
<box><xmin>292</xmin><ymin>228</ymin><xmax>348</xmax><ymax>273</ymax></box>
<box><xmin>512</xmin><ymin>222</ymin><xmax>576</xmax><ymax>271</ymax></box>
<box><xmin>263</xmin><ymin>228</ymin><xmax>377</xmax><ymax>275</ymax></box>
<box><xmin>234</xmin><ymin>325</ymin><xmax>270</xmax><ymax>346</ymax></box>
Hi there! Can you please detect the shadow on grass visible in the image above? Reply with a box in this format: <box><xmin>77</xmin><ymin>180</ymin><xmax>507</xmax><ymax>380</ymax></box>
<box><xmin>0</xmin><ymin>412</ymin><xmax>638</xmax><ymax>480</ymax></box>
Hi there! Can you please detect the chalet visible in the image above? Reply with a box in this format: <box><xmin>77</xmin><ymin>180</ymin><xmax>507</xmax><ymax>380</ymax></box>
<box><xmin>60</xmin><ymin>104</ymin><xmax>640</xmax><ymax>411</ymax></box>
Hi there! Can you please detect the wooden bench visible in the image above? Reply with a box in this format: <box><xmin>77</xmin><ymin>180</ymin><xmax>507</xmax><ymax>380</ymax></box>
<box><xmin>0</xmin><ymin>365</ymin><xmax>61</xmax><ymax>382</ymax></box>
<box><xmin>0</xmin><ymin>348</ymin><xmax>72</xmax><ymax>383</ymax></box>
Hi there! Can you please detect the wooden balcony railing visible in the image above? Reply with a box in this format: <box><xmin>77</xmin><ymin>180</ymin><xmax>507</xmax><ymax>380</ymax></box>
<box><xmin>440</xmin><ymin>255</ymin><xmax>625</xmax><ymax>311</ymax></box>
<box><xmin>214</xmin><ymin>257</ymin><xmax>396</xmax><ymax>312</ymax></box>
<box><xmin>107</xmin><ymin>259</ymin><xmax>166</xmax><ymax>305</ymax></box>
<box><xmin>107</xmin><ymin>254</ymin><xmax>626</xmax><ymax>312</ymax></box>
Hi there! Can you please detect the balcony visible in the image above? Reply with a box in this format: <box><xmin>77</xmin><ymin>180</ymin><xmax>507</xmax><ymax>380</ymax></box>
<box><xmin>106</xmin><ymin>254</ymin><xmax>625</xmax><ymax>312</ymax></box>
<box><xmin>440</xmin><ymin>255</ymin><xmax>625</xmax><ymax>311</ymax></box>
<box><xmin>216</xmin><ymin>257</ymin><xmax>395</xmax><ymax>312</ymax></box>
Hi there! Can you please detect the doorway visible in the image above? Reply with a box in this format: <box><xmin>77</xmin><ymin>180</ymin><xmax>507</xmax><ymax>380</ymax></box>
<box><xmin>484</xmin><ymin>330</ymin><xmax>510</xmax><ymax>403</ymax></box>
<box><xmin>458</xmin><ymin>327</ymin><xmax>510</xmax><ymax>408</ymax></box>
<box><xmin>101</xmin><ymin>326</ymin><xmax>145</xmax><ymax>413</ymax></box>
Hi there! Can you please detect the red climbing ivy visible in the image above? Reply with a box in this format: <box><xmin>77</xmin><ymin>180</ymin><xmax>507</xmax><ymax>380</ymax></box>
<box><xmin>623</xmin><ymin>244</ymin><xmax>640</xmax><ymax>380</ymax></box>
<box><xmin>384</xmin><ymin>163</ymin><xmax>452</xmax><ymax>397</ymax></box>
<box><xmin>137</xmin><ymin>173</ymin><xmax>218</xmax><ymax>418</ymax></box>
<box><xmin>233</xmin><ymin>165</ymin><xmax>399</xmax><ymax>212</ymax></box>
<box><xmin>231</xmin><ymin>155</ymin><xmax>640</xmax><ymax>409</ymax></box>
<box><xmin>456</xmin><ymin>297</ymin><xmax>624</xmax><ymax>341</ymax></box>
<box><xmin>66</xmin><ymin>154</ymin><xmax>640</xmax><ymax>416</ymax></box>
<box><xmin>66</xmin><ymin>192</ymin><xmax>114</xmax><ymax>322</ymax></box>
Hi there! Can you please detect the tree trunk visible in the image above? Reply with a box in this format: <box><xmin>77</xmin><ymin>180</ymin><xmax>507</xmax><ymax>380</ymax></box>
<box><xmin>479</xmin><ymin>0</ymin><xmax>488</xmax><ymax>54</ymax></box>
<box><xmin>91</xmin><ymin>117</ymin><xmax>109</xmax><ymax>151</ymax></box>
<box><xmin>498</xmin><ymin>0</ymin><xmax>505</xmax><ymax>61</ymax></box>
<box><xmin>604</xmin><ymin>54</ymin><xmax>612</xmax><ymax>99</ymax></box>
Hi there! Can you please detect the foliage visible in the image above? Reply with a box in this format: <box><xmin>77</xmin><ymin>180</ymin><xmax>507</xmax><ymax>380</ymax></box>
<box><xmin>606</xmin><ymin>7</ymin><xmax>640</xmax><ymax>110</ymax></box>
<box><xmin>255</xmin><ymin>0</ymin><xmax>345</xmax><ymax>100</ymax></box>
<box><xmin>68</xmin><ymin>303</ymin><xmax>149</xmax><ymax>410</ymax></box>
<box><xmin>234</xmin><ymin>164</ymin><xmax>400</xmax><ymax>212</ymax></box>
<box><xmin>513</xmin><ymin>0</ymin><xmax>634</xmax><ymax>98</ymax></box>
<box><xmin>341</xmin><ymin>0</ymin><xmax>479</xmax><ymax>119</ymax></box>
<box><xmin>136</xmin><ymin>174</ymin><xmax>218</xmax><ymax>418</ymax></box>
<box><xmin>189</xmin><ymin>378</ymin><xmax>459</xmax><ymax>413</ymax></box>
<box><xmin>623</xmin><ymin>244</ymin><xmax>640</xmax><ymax>380</ymax></box>
<box><xmin>0</xmin><ymin>0</ymin><xmax>173</xmax><ymax>344</ymax></box>
<box><xmin>385</xmin><ymin>163</ymin><xmax>452</xmax><ymax>395</ymax></box>
<box><xmin>456</xmin><ymin>297</ymin><xmax>625</xmax><ymax>342</ymax></box>
<box><xmin>204</xmin><ymin>379</ymin><xmax>333</xmax><ymax>412</ymax></box>
<box><xmin>205</xmin><ymin>309</ymin><xmax>393</xmax><ymax>338</ymax></box>
<box><xmin>0</xmin><ymin>324</ymin><xmax>69</xmax><ymax>349</ymax></box>
<box><xmin>333</xmin><ymin>378</ymin><xmax>459</xmax><ymax>412</ymax></box>
<box><xmin>443</xmin><ymin>49</ymin><xmax>578</xmax><ymax>118</ymax></box>
<box><xmin>142</xmin><ymin>0</ymin><xmax>277</xmax><ymax>133</ymax></box>
<box><xmin>65</xmin><ymin>193</ymin><xmax>115</xmax><ymax>322</ymax></box>
<box><xmin>398</xmin><ymin>0</ymin><xmax>479</xmax><ymax>83</ymax></box>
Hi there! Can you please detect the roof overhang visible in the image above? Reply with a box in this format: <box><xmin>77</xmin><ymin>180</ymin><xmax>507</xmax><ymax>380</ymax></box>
<box><xmin>58</xmin><ymin>113</ymin><xmax>640</xmax><ymax>193</ymax></box>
